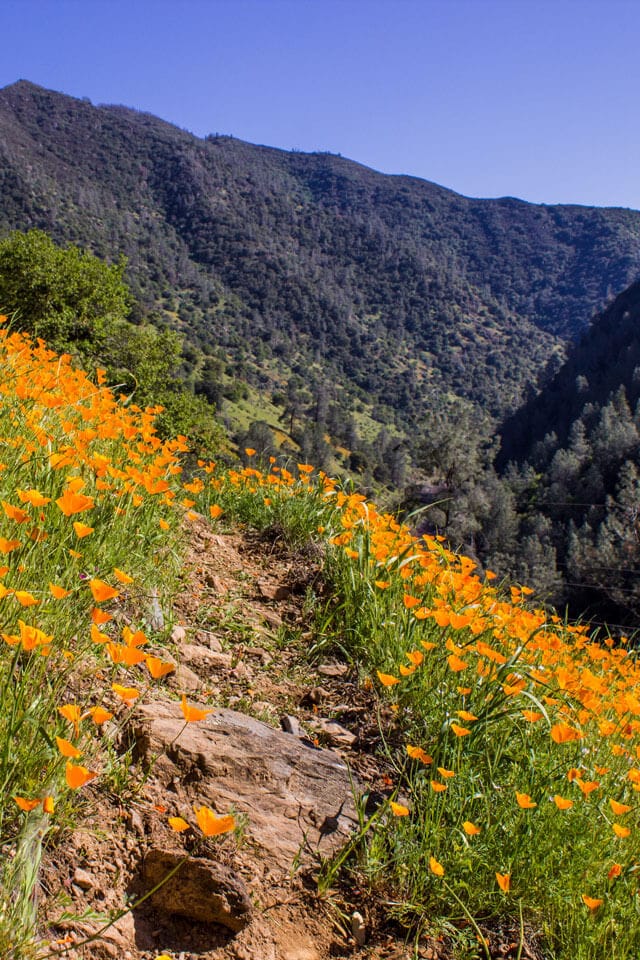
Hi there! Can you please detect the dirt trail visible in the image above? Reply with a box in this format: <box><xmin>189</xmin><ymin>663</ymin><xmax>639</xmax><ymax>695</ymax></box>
<box><xmin>39</xmin><ymin>518</ymin><xmax>410</xmax><ymax>960</ymax></box>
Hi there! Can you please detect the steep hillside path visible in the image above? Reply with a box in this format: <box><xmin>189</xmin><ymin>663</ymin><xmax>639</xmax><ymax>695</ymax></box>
<box><xmin>39</xmin><ymin>518</ymin><xmax>411</xmax><ymax>960</ymax></box>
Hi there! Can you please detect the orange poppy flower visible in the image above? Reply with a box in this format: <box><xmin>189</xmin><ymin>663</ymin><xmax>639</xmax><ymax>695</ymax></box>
<box><xmin>89</xmin><ymin>579</ymin><xmax>119</xmax><ymax>603</ymax></box>
<box><xmin>429</xmin><ymin>856</ymin><xmax>444</xmax><ymax>877</ymax></box>
<box><xmin>581</xmin><ymin>894</ymin><xmax>603</xmax><ymax>910</ymax></box>
<box><xmin>73</xmin><ymin>522</ymin><xmax>93</xmax><ymax>538</ymax></box>
<box><xmin>447</xmin><ymin>654</ymin><xmax>468</xmax><ymax>672</ymax></box>
<box><xmin>194</xmin><ymin>805</ymin><xmax>235</xmax><ymax>836</ymax></box>
<box><xmin>146</xmin><ymin>656</ymin><xmax>176</xmax><ymax>679</ymax></box>
<box><xmin>180</xmin><ymin>695</ymin><xmax>212</xmax><ymax>723</ymax></box>
<box><xmin>376</xmin><ymin>671</ymin><xmax>400</xmax><ymax>687</ymax></box>
<box><xmin>87</xmin><ymin>706</ymin><xmax>113</xmax><ymax>725</ymax></box>
<box><xmin>65</xmin><ymin>761</ymin><xmax>97</xmax><ymax>790</ymax></box>
<box><xmin>58</xmin><ymin>704</ymin><xmax>82</xmax><ymax>733</ymax></box>
<box><xmin>112</xmin><ymin>684</ymin><xmax>140</xmax><ymax>706</ymax></box>
<box><xmin>56</xmin><ymin>736</ymin><xmax>82</xmax><ymax>758</ymax></box>
<box><xmin>49</xmin><ymin>583</ymin><xmax>72</xmax><ymax>599</ymax></box>
<box><xmin>496</xmin><ymin>873</ymin><xmax>511</xmax><ymax>892</ymax></box>
<box><xmin>406</xmin><ymin>744</ymin><xmax>433</xmax><ymax>764</ymax></box>
<box><xmin>390</xmin><ymin>801</ymin><xmax>410</xmax><ymax>816</ymax></box>
<box><xmin>14</xmin><ymin>796</ymin><xmax>40</xmax><ymax>811</ymax></box>
<box><xmin>451</xmin><ymin>723</ymin><xmax>471</xmax><ymax>737</ymax></box>
<box><xmin>168</xmin><ymin>816</ymin><xmax>190</xmax><ymax>832</ymax></box>
<box><xmin>612</xmin><ymin>824</ymin><xmax>631</xmax><ymax>838</ymax></box>
<box><xmin>0</xmin><ymin>537</ymin><xmax>21</xmax><ymax>554</ymax></box>
<box><xmin>463</xmin><ymin>821</ymin><xmax>481</xmax><ymax>836</ymax></box>
<box><xmin>91</xmin><ymin>607</ymin><xmax>112</xmax><ymax>625</ymax></box>
<box><xmin>55</xmin><ymin>491</ymin><xmax>95</xmax><ymax>516</ymax></box>
<box><xmin>516</xmin><ymin>792</ymin><xmax>537</xmax><ymax>809</ymax></box>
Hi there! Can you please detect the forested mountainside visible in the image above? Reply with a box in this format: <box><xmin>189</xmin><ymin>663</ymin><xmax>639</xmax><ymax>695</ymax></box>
<box><xmin>2</xmin><ymin>79</ymin><xmax>640</xmax><ymax>453</ymax></box>
<box><xmin>484</xmin><ymin>282</ymin><xmax>640</xmax><ymax>627</ymax></box>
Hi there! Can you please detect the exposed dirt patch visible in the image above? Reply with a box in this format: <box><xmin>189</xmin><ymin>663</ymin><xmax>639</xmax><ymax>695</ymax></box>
<box><xmin>38</xmin><ymin>516</ymin><xmax>547</xmax><ymax>960</ymax></box>
<box><xmin>38</xmin><ymin>518</ymin><xmax>401</xmax><ymax>960</ymax></box>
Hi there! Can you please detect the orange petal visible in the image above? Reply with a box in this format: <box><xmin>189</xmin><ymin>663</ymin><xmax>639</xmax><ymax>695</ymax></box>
<box><xmin>168</xmin><ymin>816</ymin><xmax>190</xmax><ymax>832</ymax></box>
<box><xmin>14</xmin><ymin>796</ymin><xmax>40</xmax><ymax>811</ymax></box>
<box><xmin>49</xmin><ymin>583</ymin><xmax>72</xmax><ymax>599</ymax></box>
<box><xmin>463</xmin><ymin>821</ymin><xmax>481</xmax><ymax>836</ymax></box>
<box><xmin>56</xmin><ymin>736</ymin><xmax>82</xmax><ymax>758</ymax></box>
<box><xmin>111</xmin><ymin>684</ymin><xmax>140</xmax><ymax>706</ymax></box>
<box><xmin>194</xmin><ymin>805</ymin><xmax>235</xmax><ymax>836</ymax></box>
<box><xmin>180</xmin><ymin>695</ymin><xmax>212</xmax><ymax>723</ymax></box>
<box><xmin>146</xmin><ymin>656</ymin><xmax>176</xmax><ymax>679</ymax></box>
<box><xmin>89</xmin><ymin>579</ymin><xmax>119</xmax><ymax>603</ymax></box>
<box><xmin>376</xmin><ymin>670</ymin><xmax>400</xmax><ymax>687</ymax></box>
<box><xmin>65</xmin><ymin>762</ymin><xmax>97</xmax><ymax>789</ymax></box>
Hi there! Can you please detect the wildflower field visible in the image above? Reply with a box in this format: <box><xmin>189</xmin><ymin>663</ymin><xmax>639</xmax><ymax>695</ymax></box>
<box><xmin>202</xmin><ymin>461</ymin><xmax>640</xmax><ymax>960</ymax></box>
<box><xmin>0</xmin><ymin>320</ymin><xmax>233</xmax><ymax>958</ymax></box>
<box><xmin>1</xmin><ymin>316</ymin><xmax>640</xmax><ymax>959</ymax></box>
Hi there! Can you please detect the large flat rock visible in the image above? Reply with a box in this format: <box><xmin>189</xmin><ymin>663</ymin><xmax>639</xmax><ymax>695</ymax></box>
<box><xmin>134</xmin><ymin>704</ymin><xmax>359</xmax><ymax>872</ymax></box>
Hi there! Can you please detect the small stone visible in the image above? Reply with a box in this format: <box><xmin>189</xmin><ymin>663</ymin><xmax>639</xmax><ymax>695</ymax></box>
<box><xmin>182</xmin><ymin>642</ymin><xmax>233</xmax><ymax>671</ymax></box>
<box><xmin>230</xmin><ymin>661</ymin><xmax>250</xmax><ymax>680</ymax></box>
<box><xmin>316</xmin><ymin>662</ymin><xmax>348</xmax><ymax>678</ymax></box>
<box><xmin>257</xmin><ymin>580</ymin><xmax>290</xmax><ymax>601</ymax></box>
<box><xmin>205</xmin><ymin>572</ymin><xmax>227</xmax><ymax>592</ymax></box>
<box><xmin>169</xmin><ymin>663</ymin><xmax>202</xmax><ymax>692</ymax></box>
<box><xmin>281</xmin><ymin>715</ymin><xmax>304</xmax><ymax>738</ymax></box>
<box><xmin>73</xmin><ymin>868</ymin><xmax>94</xmax><ymax>891</ymax></box>
<box><xmin>130</xmin><ymin>809</ymin><xmax>145</xmax><ymax>836</ymax></box>
<box><xmin>308</xmin><ymin>718</ymin><xmax>356</xmax><ymax>748</ymax></box>
<box><xmin>142</xmin><ymin>848</ymin><xmax>253</xmax><ymax>931</ymax></box>
<box><xmin>261</xmin><ymin>609</ymin><xmax>283</xmax><ymax>629</ymax></box>
<box><xmin>245</xmin><ymin>646</ymin><xmax>272</xmax><ymax>664</ymax></box>
<box><xmin>171</xmin><ymin>624</ymin><xmax>187</xmax><ymax>643</ymax></box>
<box><xmin>299</xmin><ymin>687</ymin><xmax>329</xmax><ymax>707</ymax></box>
<box><xmin>351</xmin><ymin>911</ymin><xmax>366</xmax><ymax>946</ymax></box>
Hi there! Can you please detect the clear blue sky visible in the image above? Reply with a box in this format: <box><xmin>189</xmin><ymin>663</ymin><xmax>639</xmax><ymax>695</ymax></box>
<box><xmin>1</xmin><ymin>0</ymin><xmax>639</xmax><ymax>209</ymax></box>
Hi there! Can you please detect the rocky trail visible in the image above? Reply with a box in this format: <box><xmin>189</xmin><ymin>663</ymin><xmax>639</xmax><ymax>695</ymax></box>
<box><xmin>39</xmin><ymin>518</ymin><xmax>419</xmax><ymax>960</ymax></box>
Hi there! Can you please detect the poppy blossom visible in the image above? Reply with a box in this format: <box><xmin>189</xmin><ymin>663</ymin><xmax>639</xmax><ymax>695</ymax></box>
<box><xmin>168</xmin><ymin>816</ymin><xmax>190</xmax><ymax>832</ymax></box>
<box><xmin>376</xmin><ymin>671</ymin><xmax>400</xmax><ymax>687</ymax></box>
<box><xmin>581</xmin><ymin>894</ymin><xmax>603</xmax><ymax>910</ymax></box>
<box><xmin>463</xmin><ymin>821</ymin><xmax>481</xmax><ymax>835</ymax></box>
<box><xmin>89</xmin><ymin>579</ymin><xmax>119</xmax><ymax>603</ymax></box>
<box><xmin>516</xmin><ymin>792</ymin><xmax>537</xmax><ymax>809</ymax></box>
<box><xmin>65</xmin><ymin>762</ymin><xmax>97</xmax><ymax>789</ymax></box>
<box><xmin>112</xmin><ymin>684</ymin><xmax>140</xmax><ymax>706</ymax></box>
<box><xmin>194</xmin><ymin>805</ymin><xmax>235</xmax><ymax>836</ymax></box>
<box><xmin>14</xmin><ymin>796</ymin><xmax>40</xmax><ymax>811</ymax></box>
<box><xmin>56</xmin><ymin>736</ymin><xmax>82</xmax><ymax>758</ymax></box>
<box><xmin>180</xmin><ymin>695</ymin><xmax>212</xmax><ymax>722</ymax></box>
<box><xmin>146</xmin><ymin>655</ymin><xmax>176</xmax><ymax>679</ymax></box>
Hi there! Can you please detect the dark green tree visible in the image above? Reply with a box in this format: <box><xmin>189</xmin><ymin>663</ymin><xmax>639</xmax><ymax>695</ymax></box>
<box><xmin>0</xmin><ymin>229</ymin><xmax>130</xmax><ymax>355</ymax></box>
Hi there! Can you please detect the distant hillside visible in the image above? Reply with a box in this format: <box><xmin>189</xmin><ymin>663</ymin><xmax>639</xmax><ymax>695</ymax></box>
<box><xmin>2</xmin><ymin>80</ymin><xmax>640</xmax><ymax>450</ymax></box>
<box><xmin>499</xmin><ymin>281</ymin><xmax>640</xmax><ymax>466</ymax></box>
<box><xmin>492</xmin><ymin>281</ymin><xmax>640</xmax><ymax>626</ymax></box>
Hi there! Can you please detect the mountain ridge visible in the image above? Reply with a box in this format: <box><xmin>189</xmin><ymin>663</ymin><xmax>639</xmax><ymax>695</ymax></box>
<box><xmin>2</xmin><ymin>79</ymin><xmax>640</xmax><ymax>449</ymax></box>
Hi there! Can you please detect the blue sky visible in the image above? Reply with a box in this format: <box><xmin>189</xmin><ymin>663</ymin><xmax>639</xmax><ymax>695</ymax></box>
<box><xmin>1</xmin><ymin>0</ymin><xmax>639</xmax><ymax>209</ymax></box>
